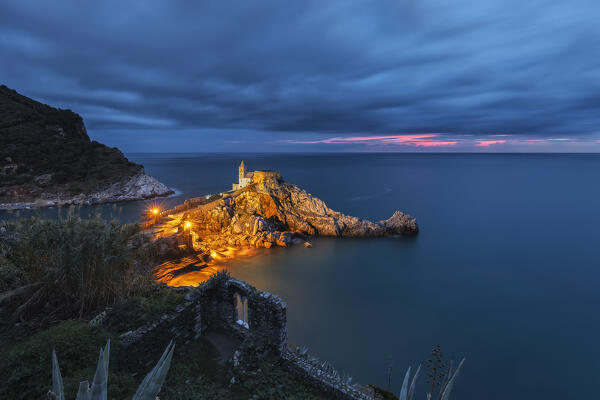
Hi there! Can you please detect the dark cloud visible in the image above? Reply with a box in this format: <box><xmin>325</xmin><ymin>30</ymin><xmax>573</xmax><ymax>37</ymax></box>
<box><xmin>1</xmin><ymin>0</ymin><xmax>599</xmax><ymax>151</ymax></box>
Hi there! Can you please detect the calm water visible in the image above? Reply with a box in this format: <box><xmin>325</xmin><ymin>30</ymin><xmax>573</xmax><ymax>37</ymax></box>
<box><xmin>3</xmin><ymin>153</ymin><xmax>600</xmax><ymax>399</ymax></box>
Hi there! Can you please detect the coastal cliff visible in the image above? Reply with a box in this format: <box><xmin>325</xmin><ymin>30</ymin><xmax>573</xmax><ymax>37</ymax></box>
<box><xmin>0</xmin><ymin>85</ymin><xmax>172</xmax><ymax>209</ymax></box>
<box><xmin>152</xmin><ymin>172</ymin><xmax>417</xmax><ymax>259</ymax></box>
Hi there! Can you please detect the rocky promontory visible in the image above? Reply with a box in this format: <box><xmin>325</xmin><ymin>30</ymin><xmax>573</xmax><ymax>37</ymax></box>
<box><xmin>0</xmin><ymin>85</ymin><xmax>172</xmax><ymax>209</ymax></box>
<box><xmin>151</xmin><ymin>173</ymin><xmax>417</xmax><ymax>261</ymax></box>
<box><xmin>0</xmin><ymin>171</ymin><xmax>173</xmax><ymax>210</ymax></box>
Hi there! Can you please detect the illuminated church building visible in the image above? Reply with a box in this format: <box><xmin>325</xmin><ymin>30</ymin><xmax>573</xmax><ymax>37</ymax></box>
<box><xmin>232</xmin><ymin>160</ymin><xmax>281</xmax><ymax>190</ymax></box>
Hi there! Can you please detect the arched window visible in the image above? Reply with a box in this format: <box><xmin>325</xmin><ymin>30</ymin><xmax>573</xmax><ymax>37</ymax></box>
<box><xmin>234</xmin><ymin>293</ymin><xmax>249</xmax><ymax>329</ymax></box>
<box><xmin>243</xmin><ymin>297</ymin><xmax>248</xmax><ymax>326</ymax></box>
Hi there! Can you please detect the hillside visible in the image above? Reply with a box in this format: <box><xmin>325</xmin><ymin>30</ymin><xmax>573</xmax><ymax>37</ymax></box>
<box><xmin>0</xmin><ymin>85</ymin><xmax>172</xmax><ymax>207</ymax></box>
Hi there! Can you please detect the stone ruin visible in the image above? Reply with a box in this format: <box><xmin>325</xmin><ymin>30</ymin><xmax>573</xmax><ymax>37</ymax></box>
<box><xmin>120</xmin><ymin>272</ymin><xmax>376</xmax><ymax>400</ymax></box>
<box><xmin>120</xmin><ymin>271</ymin><xmax>287</xmax><ymax>358</ymax></box>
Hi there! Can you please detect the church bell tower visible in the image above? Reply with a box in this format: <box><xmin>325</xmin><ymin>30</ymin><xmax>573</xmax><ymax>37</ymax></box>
<box><xmin>239</xmin><ymin>160</ymin><xmax>246</xmax><ymax>182</ymax></box>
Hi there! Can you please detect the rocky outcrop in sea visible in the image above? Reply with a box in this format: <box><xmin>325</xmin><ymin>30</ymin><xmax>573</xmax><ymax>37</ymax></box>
<box><xmin>152</xmin><ymin>174</ymin><xmax>417</xmax><ymax>259</ymax></box>
<box><xmin>0</xmin><ymin>172</ymin><xmax>173</xmax><ymax>210</ymax></box>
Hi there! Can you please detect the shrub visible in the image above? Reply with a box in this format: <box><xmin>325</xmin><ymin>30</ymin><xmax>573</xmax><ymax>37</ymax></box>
<box><xmin>0</xmin><ymin>322</ymin><xmax>173</xmax><ymax>400</ymax></box>
<box><xmin>103</xmin><ymin>290</ymin><xmax>185</xmax><ymax>333</ymax></box>
<box><xmin>0</xmin><ymin>216</ymin><xmax>154</xmax><ymax>325</ymax></box>
<box><xmin>0</xmin><ymin>257</ymin><xmax>24</xmax><ymax>291</ymax></box>
<box><xmin>48</xmin><ymin>338</ymin><xmax>174</xmax><ymax>400</ymax></box>
<box><xmin>0</xmin><ymin>322</ymin><xmax>122</xmax><ymax>400</ymax></box>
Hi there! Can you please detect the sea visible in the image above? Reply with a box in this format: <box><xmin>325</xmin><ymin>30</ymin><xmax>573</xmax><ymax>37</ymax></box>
<box><xmin>3</xmin><ymin>153</ymin><xmax>599</xmax><ymax>399</ymax></box>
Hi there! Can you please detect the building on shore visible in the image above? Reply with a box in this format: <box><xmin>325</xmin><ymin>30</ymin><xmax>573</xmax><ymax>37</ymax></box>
<box><xmin>232</xmin><ymin>160</ymin><xmax>281</xmax><ymax>190</ymax></box>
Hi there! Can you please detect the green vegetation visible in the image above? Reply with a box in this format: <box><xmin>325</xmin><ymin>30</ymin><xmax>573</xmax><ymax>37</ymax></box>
<box><xmin>49</xmin><ymin>338</ymin><xmax>174</xmax><ymax>400</ymax></box>
<box><xmin>103</xmin><ymin>290</ymin><xmax>185</xmax><ymax>333</ymax></box>
<box><xmin>396</xmin><ymin>347</ymin><xmax>464</xmax><ymax>400</ymax></box>
<box><xmin>0</xmin><ymin>85</ymin><xmax>141</xmax><ymax>200</ymax></box>
<box><xmin>231</xmin><ymin>358</ymin><xmax>332</xmax><ymax>399</ymax></box>
<box><xmin>1</xmin><ymin>322</ymin><xmax>128</xmax><ymax>399</ymax></box>
<box><xmin>0</xmin><ymin>321</ymin><xmax>171</xmax><ymax>400</ymax></box>
<box><xmin>0</xmin><ymin>217</ymin><xmax>333</xmax><ymax>399</ymax></box>
<box><xmin>368</xmin><ymin>385</ymin><xmax>401</xmax><ymax>400</ymax></box>
<box><xmin>0</xmin><ymin>216</ymin><xmax>154</xmax><ymax>328</ymax></box>
<box><xmin>0</xmin><ymin>320</ymin><xmax>332</xmax><ymax>399</ymax></box>
<box><xmin>0</xmin><ymin>216</ymin><xmax>462</xmax><ymax>399</ymax></box>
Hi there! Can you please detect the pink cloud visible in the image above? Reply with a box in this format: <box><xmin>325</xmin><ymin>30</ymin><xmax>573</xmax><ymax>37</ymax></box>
<box><xmin>475</xmin><ymin>139</ymin><xmax>506</xmax><ymax>147</ymax></box>
<box><xmin>322</xmin><ymin>134</ymin><xmax>439</xmax><ymax>144</ymax></box>
<box><xmin>414</xmin><ymin>141</ymin><xmax>457</xmax><ymax>147</ymax></box>
<box><xmin>281</xmin><ymin>134</ymin><xmax>581</xmax><ymax>150</ymax></box>
<box><xmin>282</xmin><ymin>134</ymin><xmax>443</xmax><ymax>145</ymax></box>
<box><xmin>524</xmin><ymin>138</ymin><xmax>571</xmax><ymax>143</ymax></box>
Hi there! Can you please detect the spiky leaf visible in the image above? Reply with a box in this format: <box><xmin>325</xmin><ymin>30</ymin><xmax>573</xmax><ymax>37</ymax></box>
<box><xmin>441</xmin><ymin>359</ymin><xmax>454</xmax><ymax>391</ymax></box>
<box><xmin>90</xmin><ymin>341</ymin><xmax>109</xmax><ymax>400</ymax></box>
<box><xmin>51</xmin><ymin>349</ymin><xmax>65</xmax><ymax>400</ymax></box>
<box><xmin>103</xmin><ymin>339</ymin><xmax>110</xmax><ymax>373</ymax></box>
<box><xmin>399</xmin><ymin>366</ymin><xmax>411</xmax><ymax>400</ymax></box>
<box><xmin>133</xmin><ymin>340</ymin><xmax>175</xmax><ymax>400</ymax></box>
<box><xmin>408</xmin><ymin>364</ymin><xmax>421</xmax><ymax>400</ymax></box>
<box><xmin>440</xmin><ymin>358</ymin><xmax>465</xmax><ymax>400</ymax></box>
<box><xmin>75</xmin><ymin>381</ymin><xmax>90</xmax><ymax>400</ymax></box>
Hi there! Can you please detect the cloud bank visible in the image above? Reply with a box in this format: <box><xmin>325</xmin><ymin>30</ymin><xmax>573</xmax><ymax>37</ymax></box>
<box><xmin>1</xmin><ymin>0</ymin><xmax>599</xmax><ymax>151</ymax></box>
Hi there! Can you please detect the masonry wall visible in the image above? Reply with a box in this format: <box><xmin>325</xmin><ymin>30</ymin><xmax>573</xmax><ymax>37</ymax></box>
<box><xmin>252</xmin><ymin>170</ymin><xmax>282</xmax><ymax>184</ymax></box>
<box><xmin>119</xmin><ymin>274</ymin><xmax>374</xmax><ymax>400</ymax></box>
<box><xmin>120</xmin><ymin>273</ymin><xmax>287</xmax><ymax>362</ymax></box>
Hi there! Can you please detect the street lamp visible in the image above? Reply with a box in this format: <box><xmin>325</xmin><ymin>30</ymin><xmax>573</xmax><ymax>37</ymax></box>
<box><xmin>183</xmin><ymin>221</ymin><xmax>193</xmax><ymax>253</ymax></box>
<box><xmin>148</xmin><ymin>206</ymin><xmax>160</xmax><ymax>223</ymax></box>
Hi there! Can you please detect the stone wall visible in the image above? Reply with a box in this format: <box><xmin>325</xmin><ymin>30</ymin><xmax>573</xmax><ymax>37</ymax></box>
<box><xmin>252</xmin><ymin>170</ymin><xmax>282</xmax><ymax>184</ymax></box>
<box><xmin>120</xmin><ymin>272</ymin><xmax>287</xmax><ymax>363</ymax></box>
<box><xmin>282</xmin><ymin>346</ymin><xmax>377</xmax><ymax>400</ymax></box>
<box><xmin>119</xmin><ymin>273</ymin><xmax>376</xmax><ymax>400</ymax></box>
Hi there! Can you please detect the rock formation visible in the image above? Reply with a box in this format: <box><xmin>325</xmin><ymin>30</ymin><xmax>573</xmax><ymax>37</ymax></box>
<box><xmin>0</xmin><ymin>172</ymin><xmax>173</xmax><ymax>209</ymax></box>
<box><xmin>0</xmin><ymin>85</ymin><xmax>173</xmax><ymax>208</ymax></box>
<box><xmin>154</xmin><ymin>173</ymin><xmax>417</xmax><ymax>258</ymax></box>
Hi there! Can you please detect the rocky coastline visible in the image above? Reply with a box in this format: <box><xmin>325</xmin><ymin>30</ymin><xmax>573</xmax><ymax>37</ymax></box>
<box><xmin>0</xmin><ymin>171</ymin><xmax>173</xmax><ymax>210</ymax></box>
<box><xmin>150</xmin><ymin>173</ymin><xmax>417</xmax><ymax>284</ymax></box>
<box><xmin>1</xmin><ymin>85</ymin><xmax>174</xmax><ymax>211</ymax></box>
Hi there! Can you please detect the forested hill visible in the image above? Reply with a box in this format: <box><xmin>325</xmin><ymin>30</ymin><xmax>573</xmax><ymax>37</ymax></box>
<box><xmin>0</xmin><ymin>85</ymin><xmax>143</xmax><ymax>201</ymax></box>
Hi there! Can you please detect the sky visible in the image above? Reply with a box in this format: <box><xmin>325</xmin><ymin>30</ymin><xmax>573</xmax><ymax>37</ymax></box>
<box><xmin>1</xmin><ymin>0</ymin><xmax>600</xmax><ymax>152</ymax></box>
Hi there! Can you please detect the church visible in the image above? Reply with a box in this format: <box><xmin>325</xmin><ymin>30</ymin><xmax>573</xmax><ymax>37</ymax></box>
<box><xmin>232</xmin><ymin>161</ymin><xmax>282</xmax><ymax>190</ymax></box>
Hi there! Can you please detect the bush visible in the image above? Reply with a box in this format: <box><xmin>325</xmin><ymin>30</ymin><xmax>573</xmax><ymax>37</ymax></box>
<box><xmin>0</xmin><ymin>255</ymin><xmax>24</xmax><ymax>292</ymax></box>
<box><xmin>0</xmin><ymin>216</ymin><xmax>154</xmax><ymax>325</ymax></box>
<box><xmin>104</xmin><ymin>290</ymin><xmax>185</xmax><ymax>333</ymax></box>
<box><xmin>0</xmin><ymin>321</ymin><xmax>131</xmax><ymax>400</ymax></box>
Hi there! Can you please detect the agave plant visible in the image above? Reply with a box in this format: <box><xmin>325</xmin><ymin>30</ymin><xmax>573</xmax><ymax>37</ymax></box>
<box><xmin>398</xmin><ymin>358</ymin><xmax>465</xmax><ymax>400</ymax></box>
<box><xmin>47</xmin><ymin>339</ymin><xmax>175</xmax><ymax>400</ymax></box>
